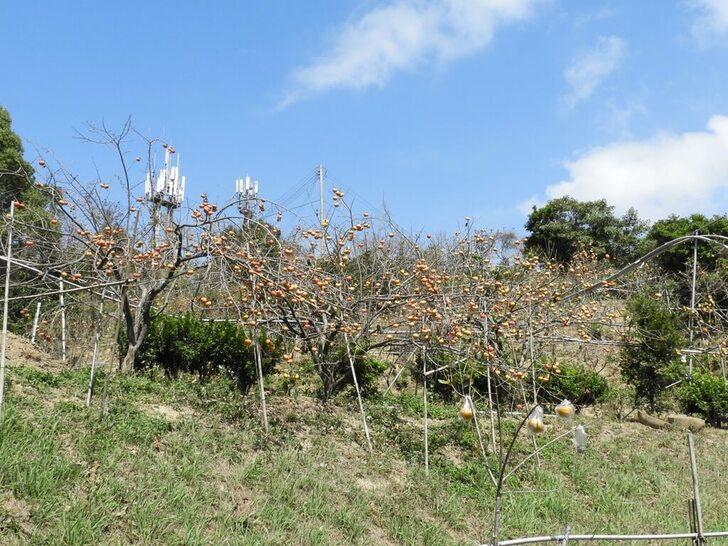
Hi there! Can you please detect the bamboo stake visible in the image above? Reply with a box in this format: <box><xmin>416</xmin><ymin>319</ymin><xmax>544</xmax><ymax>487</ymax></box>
<box><xmin>561</xmin><ymin>525</ymin><xmax>571</xmax><ymax>546</ymax></box>
<box><xmin>248</xmin><ymin>236</ymin><xmax>268</xmax><ymax>434</ymax></box>
<box><xmin>30</xmin><ymin>300</ymin><xmax>41</xmax><ymax>344</ymax></box>
<box><xmin>0</xmin><ymin>278</ymin><xmax>127</xmax><ymax>302</ymax></box>
<box><xmin>469</xmin><ymin>395</ymin><xmax>498</xmax><ymax>487</ymax></box>
<box><xmin>422</xmin><ymin>345</ymin><xmax>429</xmax><ymax>477</ymax></box>
<box><xmin>251</xmin><ymin>264</ymin><xmax>269</xmax><ymax>434</ymax></box>
<box><xmin>486</xmin><ymin>365</ymin><xmax>497</xmax><ymax>455</ymax></box>
<box><xmin>503</xmin><ymin>427</ymin><xmax>578</xmax><ymax>481</ymax></box>
<box><xmin>687</xmin><ymin>432</ymin><xmax>705</xmax><ymax>545</ymax></box>
<box><xmin>526</xmin><ymin>308</ymin><xmax>541</xmax><ymax>469</ymax></box>
<box><xmin>383</xmin><ymin>360</ymin><xmax>408</xmax><ymax>395</ymax></box>
<box><xmin>0</xmin><ymin>255</ymin><xmax>121</xmax><ymax>303</ymax></box>
<box><xmin>59</xmin><ymin>280</ymin><xmax>67</xmax><ymax>362</ymax></box>
<box><xmin>483</xmin><ymin>301</ymin><xmax>497</xmax><ymax>455</ymax></box>
<box><xmin>528</xmin><ymin>307</ymin><xmax>537</xmax><ymax>405</ymax></box>
<box><xmin>482</xmin><ymin>530</ymin><xmax>728</xmax><ymax>545</ymax></box>
<box><xmin>85</xmin><ymin>291</ymin><xmax>105</xmax><ymax>407</ymax></box>
<box><xmin>491</xmin><ymin>405</ymin><xmax>540</xmax><ymax>546</ymax></box>
<box><xmin>344</xmin><ymin>333</ymin><xmax>372</xmax><ymax>452</ymax></box>
<box><xmin>0</xmin><ymin>201</ymin><xmax>15</xmax><ymax>412</ymax></box>
<box><xmin>253</xmin><ymin>335</ymin><xmax>269</xmax><ymax>433</ymax></box>
<box><xmin>100</xmin><ymin>295</ymin><xmax>123</xmax><ymax>417</ymax></box>
<box><xmin>469</xmin><ymin>394</ymin><xmax>489</xmax><ymax>460</ymax></box>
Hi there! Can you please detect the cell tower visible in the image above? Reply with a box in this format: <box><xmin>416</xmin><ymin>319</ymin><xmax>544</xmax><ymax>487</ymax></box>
<box><xmin>235</xmin><ymin>175</ymin><xmax>259</xmax><ymax>223</ymax></box>
<box><xmin>144</xmin><ymin>144</ymin><xmax>186</xmax><ymax>209</ymax></box>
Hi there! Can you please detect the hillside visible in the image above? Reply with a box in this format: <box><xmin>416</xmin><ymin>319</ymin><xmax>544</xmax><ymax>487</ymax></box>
<box><xmin>0</xmin><ymin>336</ymin><xmax>726</xmax><ymax>545</ymax></box>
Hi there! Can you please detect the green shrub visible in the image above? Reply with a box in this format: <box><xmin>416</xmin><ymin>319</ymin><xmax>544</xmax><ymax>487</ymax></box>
<box><xmin>131</xmin><ymin>313</ymin><xmax>280</xmax><ymax>392</ymax></box>
<box><xmin>323</xmin><ymin>345</ymin><xmax>389</xmax><ymax>398</ymax></box>
<box><xmin>411</xmin><ymin>350</ymin><xmax>454</xmax><ymax>400</ymax></box>
<box><xmin>620</xmin><ymin>292</ymin><xmax>685</xmax><ymax>411</ymax></box>
<box><xmin>587</xmin><ymin>323</ymin><xmax>604</xmax><ymax>340</ymax></box>
<box><xmin>603</xmin><ymin>383</ymin><xmax>637</xmax><ymax>420</ymax></box>
<box><xmin>357</xmin><ymin>356</ymin><xmax>389</xmax><ymax>396</ymax></box>
<box><xmin>548</xmin><ymin>363</ymin><xmax>609</xmax><ymax>406</ymax></box>
<box><xmin>677</xmin><ymin>370</ymin><xmax>728</xmax><ymax>427</ymax></box>
<box><xmin>409</xmin><ymin>350</ymin><xmax>520</xmax><ymax>408</ymax></box>
<box><xmin>411</xmin><ymin>350</ymin><xmax>485</xmax><ymax>402</ymax></box>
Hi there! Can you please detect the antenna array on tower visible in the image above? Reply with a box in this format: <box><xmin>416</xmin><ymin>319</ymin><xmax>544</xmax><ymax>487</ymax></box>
<box><xmin>236</xmin><ymin>175</ymin><xmax>259</xmax><ymax>216</ymax></box>
<box><xmin>144</xmin><ymin>145</ymin><xmax>186</xmax><ymax>208</ymax></box>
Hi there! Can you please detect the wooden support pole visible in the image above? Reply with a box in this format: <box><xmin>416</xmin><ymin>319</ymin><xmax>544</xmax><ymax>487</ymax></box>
<box><xmin>486</xmin><ymin>364</ymin><xmax>497</xmax><ymax>455</ymax></box>
<box><xmin>100</xmin><ymin>296</ymin><xmax>123</xmax><ymax>417</ymax></box>
<box><xmin>470</xmin><ymin>394</ymin><xmax>489</xmax><ymax>460</ymax></box>
<box><xmin>469</xmin><ymin>395</ymin><xmax>498</xmax><ymax>487</ymax></box>
<box><xmin>251</xmin><ymin>268</ymin><xmax>269</xmax><ymax>434</ymax></box>
<box><xmin>59</xmin><ymin>280</ymin><xmax>67</xmax><ymax>362</ymax></box>
<box><xmin>0</xmin><ymin>201</ymin><xmax>15</xmax><ymax>412</ymax></box>
<box><xmin>253</xmin><ymin>334</ymin><xmax>269</xmax><ymax>433</ymax></box>
<box><xmin>528</xmin><ymin>308</ymin><xmax>537</xmax><ymax>405</ymax></box>
<box><xmin>344</xmin><ymin>333</ymin><xmax>372</xmax><ymax>453</ymax></box>
<box><xmin>0</xmin><ymin>278</ymin><xmax>127</xmax><ymax>302</ymax></box>
<box><xmin>482</xmin><ymin>530</ymin><xmax>728</xmax><ymax>545</ymax></box>
<box><xmin>0</xmin><ymin>255</ymin><xmax>120</xmax><ymax>303</ymax></box>
<box><xmin>561</xmin><ymin>525</ymin><xmax>571</xmax><ymax>546</ymax></box>
<box><xmin>482</xmin><ymin>299</ymin><xmax>497</xmax><ymax>454</ymax></box>
<box><xmin>687</xmin><ymin>432</ymin><xmax>705</xmax><ymax>545</ymax></box>
<box><xmin>422</xmin><ymin>345</ymin><xmax>429</xmax><ymax>477</ymax></box>
<box><xmin>30</xmin><ymin>300</ymin><xmax>41</xmax><ymax>344</ymax></box>
<box><xmin>86</xmin><ymin>292</ymin><xmax>105</xmax><ymax>407</ymax></box>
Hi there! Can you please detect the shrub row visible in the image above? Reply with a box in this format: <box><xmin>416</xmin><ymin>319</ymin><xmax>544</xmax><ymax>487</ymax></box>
<box><xmin>131</xmin><ymin>313</ymin><xmax>280</xmax><ymax>392</ymax></box>
<box><xmin>677</xmin><ymin>370</ymin><xmax>728</xmax><ymax>427</ymax></box>
<box><xmin>129</xmin><ymin>313</ymin><xmax>726</xmax><ymax>428</ymax></box>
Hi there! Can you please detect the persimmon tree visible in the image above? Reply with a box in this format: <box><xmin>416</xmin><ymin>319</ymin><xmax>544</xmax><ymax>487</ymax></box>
<box><xmin>27</xmin><ymin>121</ymin><xmax>224</xmax><ymax>372</ymax></box>
<box><xmin>210</xmin><ymin>189</ymin><xmax>419</xmax><ymax>401</ymax></box>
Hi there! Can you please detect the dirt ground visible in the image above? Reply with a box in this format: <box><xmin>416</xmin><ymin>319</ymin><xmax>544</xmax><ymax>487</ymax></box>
<box><xmin>4</xmin><ymin>332</ymin><xmax>64</xmax><ymax>372</ymax></box>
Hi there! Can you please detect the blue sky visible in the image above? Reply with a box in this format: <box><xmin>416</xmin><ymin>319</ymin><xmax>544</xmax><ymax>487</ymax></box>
<box><xmin>2</xmin><ymin>0</ymin><xmax>728</xmax><ymax>233</ymax></box>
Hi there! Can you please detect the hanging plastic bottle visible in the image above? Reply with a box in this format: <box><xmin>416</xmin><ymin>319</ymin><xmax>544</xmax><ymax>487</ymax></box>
<box><xmin>572</xmin><ymin>425</ymin><xmax>587</xmax><ymax>453</ymax></box>
<box><xmin>458</xmin><ymin>396</ymin><xmax>474</xmax><ymax>422</ymax></box>
<box><xmin>526</xmin><ymin>405</ymin><xmax>545</xmax><ymax>434</ymax></box>
<box><xmin>555</xmin><ymin>399</ymin><xmax>575</xmax><ymax>418</ymax></box>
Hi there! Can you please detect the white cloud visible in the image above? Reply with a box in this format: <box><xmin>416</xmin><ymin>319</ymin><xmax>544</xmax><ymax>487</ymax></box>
<box><xmin>540</xmin><ymin>115</ymin><xmax>728</xmax><ymax>220</ymax></box>
<box><xmin>280</xmin><ymin>0</ymin><xmax>541</xmax><ymax>107</ymax></box>
<box><xmin>563</xmin><ymin>35</ymin><xmax>626</xmax><ymax>109</ymax></box>
<box><xmin>691</xmin><ymin>0</ymin><xmax>728</xmax><ymax>43</ymax></box>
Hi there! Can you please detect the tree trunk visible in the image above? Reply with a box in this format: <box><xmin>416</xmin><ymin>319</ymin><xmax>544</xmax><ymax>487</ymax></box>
<box><xmin>118</xmin><ymin>287</ymin><xmax>153</xmax><ymax>375</ymax></box>
<box><xmin>120</xmin><ymin>342</ymin><xmax>138</xmax><ymax>374</ymax></box>
<box><xmin>318</xmin><ymin>360</ymin><xmax>335</xmax><ymax>402</ymax></box>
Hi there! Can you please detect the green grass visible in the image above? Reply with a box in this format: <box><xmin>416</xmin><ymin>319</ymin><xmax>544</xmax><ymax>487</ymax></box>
<box><xmin>0</xmin><ymin>366</ymin><xmax>726</xmax><ymax>545</ymax></box>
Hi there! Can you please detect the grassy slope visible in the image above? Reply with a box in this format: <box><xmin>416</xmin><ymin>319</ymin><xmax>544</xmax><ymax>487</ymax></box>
<box><xmin>1</xmin><ymin>360</ymin><xmax>727</xmax><ymax>545</ymax></box>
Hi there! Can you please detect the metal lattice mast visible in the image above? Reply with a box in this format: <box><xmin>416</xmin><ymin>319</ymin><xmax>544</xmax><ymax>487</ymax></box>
<box><xmin>144</xmin><ymin>143</ymin><xmax>186</xmax><ymax>237</ymax></box>
<box><xmin>317</xmin><ymin>164</ymin><xmax>325</xmax><ymax>227</ymax></box>
<box><xmin>688</xmin><ymin>230</ymin><xmax>699</xmax><ymax>378</ymax></box>
<box><xmin>235</xmin><ymin>175</ymin><xmax>259</xmax><ymax>226</ymax></box>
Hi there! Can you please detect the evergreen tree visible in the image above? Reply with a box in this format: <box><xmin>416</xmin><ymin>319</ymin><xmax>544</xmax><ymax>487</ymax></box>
<box><xmin>524</xmin><ymin>196</ymin><xmax>646</xmax><ymax>264</ymax></box>
<box><xmin>0</xmin><ymin>106</ymin><xmax>35</xmax><ymax>210</ymax></box>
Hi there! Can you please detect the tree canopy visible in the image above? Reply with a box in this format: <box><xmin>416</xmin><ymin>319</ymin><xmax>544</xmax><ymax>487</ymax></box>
<box><xmin>620</xmin><ymin>291</ymin><xmax>685</xmax><ymax>411</ymax></box>
<box><xmin>524</xmin><ymin>196</ymin><xmax>646</xmax><ymax>264</ymax></box>
<box><xmin>637</xmin><ymin>213</ymin><xmax>728</xmax><ymax>275</ymax></box>
<box><xmin>0</xmin><ymin>105</ymin><xmax>35</xmax><ymax>210</ymax></box>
